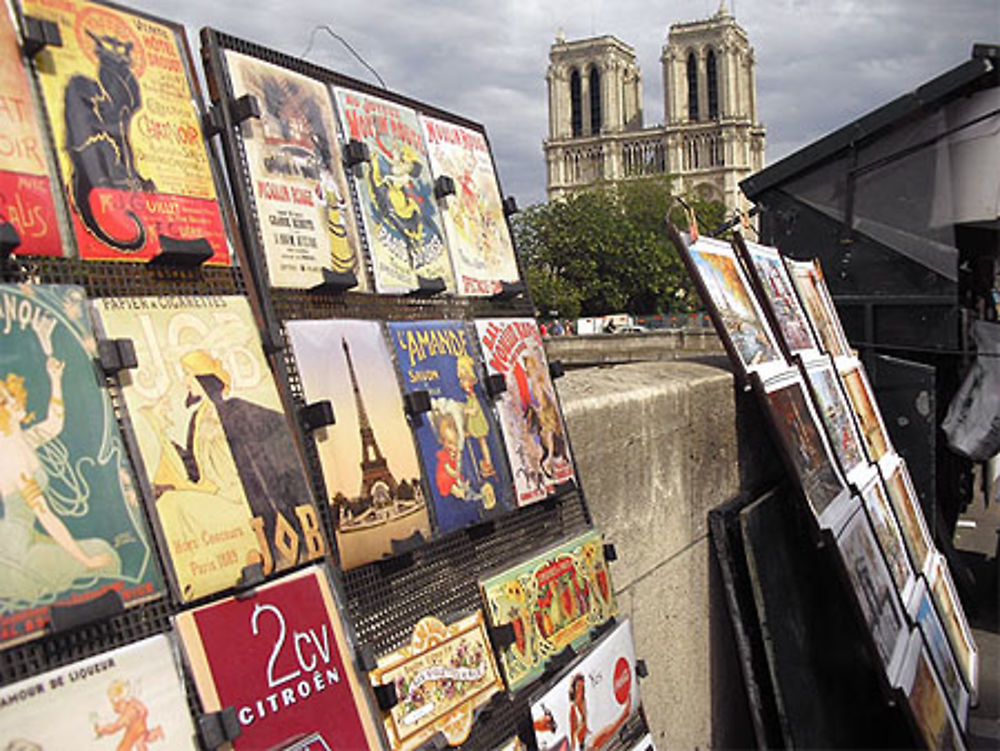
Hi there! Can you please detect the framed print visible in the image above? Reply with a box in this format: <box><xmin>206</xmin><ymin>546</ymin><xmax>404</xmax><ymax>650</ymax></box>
<box><xmin>0</xmin><ymin>284</ymin><xmax>162</xmax><ymax>647</ymax></box>
<box><xmin>839</xmin><ymin>359</ymin><xmax>892</xmax><ymax>463</ymax></box>
<box><xmin>369</xmin><ymin>610</ymin><xmax>503</xmax><ymax>750</ymax></box>
<box><xmin>420</xmin><ymin>115</ymin><xmax>520</xmax><ymax>296</ymax></box>
<box><xmin>758</xmin><ymin>369</ymin><xmax>850</xmax><ymax>527</ymax></box>
<box><xmin>333</xmin><ymin>87</ymin><xmax>453</xmax><ymax>293</ymax></box>
<box><xmin>799</xmin><ymin>354</ymin><xmax>867</xmax><ymax>482</ymax></box>
<box><xmin>529</xmin><ymin>619</ymin><xmax>640</xmax><ymax>751</ymax></box>
<box><xmin>92</xmin><ymin>295</ymin><xmax>326</xmax><ymax>602</ymax></box>
<box><xmin>880</xmin><ymin>453</ymin><xmax>934</xmax><ymax>576</ymax></box>
<box><xmin>20</xmin><ymin>0</ymin><xmax>230</xmax><ymax>263</ymax></box>
<box><xmin>388</xmin><ymin>320</ymin><xmax>512</xmax><ymax>535</ymax></box>
<box><xmin>176</xmin><ymin>565</ymin><xmax>381</xmax><ymax>750</ymax></box>
<box><xmin>857</xmin><ymin>466</ymin><xmax>915</xmax><ymax>599</ymax></box>
<box><xmin>784</xmin><ymin>258</ymin><xmax>851</xmax><ymax>360</ymax></box>
<box><xmin>474</xmin><ymin>317</ymin><xmax>575</xmax><ymax>505</ymax></box>
<box><xmin>286</xmin><ymin>319</ymin><xmax>430</xmax><ymax>570</ymax></box>
<box><xmin>479</xmin><ymin>530</ymin><xmax>616</xmax><ymax>693</ymax></box>
<box><xmin>734</xmin><ymin>234</ymin><xmax>819</xmax><ymax>358</ymax></box>
<box><xmin>221</xmin><ymin>48</ymin><xmax>367</xmax><ymax>290</ymax></box>
<box><xmin>0</xmin><ymin>0</ymin><xmax>62</xmax><ymax>257</ymax></box>
<box><xmin>897</xmin><ymin>629</ymin><xmax>968</xmax><ymax>751</ymax></box>
<box><xmin>907</xmin><ymin>578</ymin><xmax>970</xmax><ymax>725</ymax></box>
<box><xmin>0</xmin><ymin>634</ymin><xmax>197</xmax><ymax>748</ymax></box>
<box><xmin>673</xmin><ymin>232</ymin><xmax>784</xmax><ymax>380</ymax></box>
<box><xmin>835</xmin><ymin>504</ymin><xmax>908</xmax><ymax>676</ymax></box>
<box><xmin>927</xmin><ymin>553</ymin><xmax>978</xmax><ymax>701</ymax></box>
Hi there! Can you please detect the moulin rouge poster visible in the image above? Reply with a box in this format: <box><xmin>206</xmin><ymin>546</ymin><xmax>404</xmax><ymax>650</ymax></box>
<box><xmin>0</xmin><ymin>2</ymin><xmax>61</xmax><ymax>256</ymax></box>
<box><xmin>22</xmin><ymin>0</ymin><xmax>228</xmax><ymax>263</ymax></box>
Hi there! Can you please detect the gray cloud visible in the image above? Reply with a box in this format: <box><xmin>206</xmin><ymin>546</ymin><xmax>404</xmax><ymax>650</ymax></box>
<box><xmin>132</xmin><ymin>0</ymin><xmax>999</xmax><ymax>206</ymax></box>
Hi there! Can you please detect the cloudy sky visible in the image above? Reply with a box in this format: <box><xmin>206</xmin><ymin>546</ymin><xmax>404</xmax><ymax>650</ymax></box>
<box><xmin>133</xmin><ymin>0</ymin><xmax>998</xmax><ymax>206</ymax></box>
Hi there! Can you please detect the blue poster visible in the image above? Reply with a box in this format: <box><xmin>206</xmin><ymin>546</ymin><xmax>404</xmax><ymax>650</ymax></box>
<box><xmin>388</xmin><ymin>320</ymin><xmax>511</xmax><ymax>533</ymax></box>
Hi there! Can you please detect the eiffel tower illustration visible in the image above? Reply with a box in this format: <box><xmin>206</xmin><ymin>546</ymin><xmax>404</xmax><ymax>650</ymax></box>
<box><xmin>343</xmin><ymin>337</ymin><xmax>399</xmax><ymax>502</ymax></box>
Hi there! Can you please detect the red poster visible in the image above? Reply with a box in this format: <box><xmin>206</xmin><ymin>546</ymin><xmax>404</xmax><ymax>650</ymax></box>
<box><xmin>176</xmin><ymin>566</ymin><xmax>380</xmax><ymax>750</ymax></box>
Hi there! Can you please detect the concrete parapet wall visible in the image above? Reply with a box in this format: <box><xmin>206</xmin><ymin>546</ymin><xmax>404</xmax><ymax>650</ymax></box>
<box><xmin>545</xmin><ymin>330</ymin><xmax>724</xmax><ymax>367</ymax></box>
<box><xmin>556</xmin><ymin>360</ymin><xmax>766</xmax><ymax>748</ymax></box>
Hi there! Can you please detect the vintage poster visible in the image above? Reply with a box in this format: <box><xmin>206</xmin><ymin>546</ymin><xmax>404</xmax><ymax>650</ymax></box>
<box><xmin>899</xmin><ymin>630</ymin><xmax>967</xmax><ymax>751</ymax></box>
<box><xmin>370</xmin><ymin>611</ymin><xmax>502</xmax><ymax>750</ymax></box>
<box><xmin>474</xmin><ymin>318</ymin><xmax>575</xmax><ymax>506</ymax></box>
<box><xmin>22</xmin><ymin>0</ymin><xmax>229</xmax><ymax>263</ymax></box>
<box><xmin>286</xmin><ymin>319</ymin><xmax>429</xmax><ymax>569</ymax></box>
<box><xmin>740</xmin><ymin>239</ymin><xmax>817</xmax><ymax>355</ymax></box>
<box><xmin>333</xmin><ymin>87</ymin><xmax>453</xmax><ymax>293</ymax></box>
<box><xmin>224</xmin><ymin>51</ymin><xmax>366</xmax><ymax>290</ymax></box>
<box><xmin>389</xmin><ymin>320</ymin><xmax>512</xmax><ymax>534</ymax></box>
<box><xmin>0</xmin><ymin>634</ymin><xmax>197</xmax><ymax>748</ymax></box>
<box><xmin>530</xmin><ymin>619</ymin><xmax>640</xmax><ymax>751</ymax></box>
<box><xmin>0</xmin><ymin>284</ymin><xmax>161</xmax><ymax>646</ymax></box>
<box><xmin>881</xmin><ymin>455</ymin><xmax>934</xmax><ymax>575</ymax></box>
<box><xmin>763</xmin><ymin>375</ymin><xmax>847</xmax><ymax>524</ymax></box>
<box><xmin>839</xmin><ymin>361</ymin><xmax>890</xmax><ymax>463</ymax></box>
<box><xmin>175</xmin><ymin>565</ymin><xmax>381</xmax><ymax>750</ymax></box>
<box><xmin>785</xmin><ymin>258</ymin><xmax>851</xmax><ymax>359</ymax></box>
<box><xmin>685</xmin><ymin>237</ymin><xmax>783</xmax><ymax>374</ymax></box>
<box><xmin>480</xmin><ymin>530</ymin><xmax>616</xmax><ymax>693</ymax></box>
<box><xmin>835</xmin><ymin>506</ymin><xmax>907</xmax><ymax>672</ymax></box>
<box><xmin>0</xmin><ymin>1</ymin><xmax>61</xmax><ymax>256</ymax></box>
<box><xmin>92</xmin><ymin>295</ymin><xmax>325</xmax><ymax>601</ymax></box>
<box><xmin>420</xmin><ymin>115</ymin><xmax>519</xmax><ymax>296</ymax></box>
<box><xmin>800</xmin><ymin>356</ymin><xmax>866</xmax><ymax>479</ymax></box>
<box><xmin>909</xmin><ymin>579</ymin><xmax>969</xmax><ymax>724</ymax></box>
<box><xmin>927</xmin><ymin>553</ymin><xmax>978</xmax><ymax>698</ymax></box>
<box><xmin>858</xmin><ymin>470</ymin><xmax>914</xmax><ymax>596</ymax></box>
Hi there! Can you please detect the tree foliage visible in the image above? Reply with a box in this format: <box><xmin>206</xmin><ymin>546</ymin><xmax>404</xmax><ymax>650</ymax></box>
<box><xmin>512</xmin><ymin>177</ymin><xmax>727</xmax><ymax>318</ymax></box>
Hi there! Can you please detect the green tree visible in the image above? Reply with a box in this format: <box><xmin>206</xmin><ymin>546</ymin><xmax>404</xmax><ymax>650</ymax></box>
<box><xmin>512</xmin><ymin>177</ymin><xmax>726</xmax><ymax>318</ymax></box>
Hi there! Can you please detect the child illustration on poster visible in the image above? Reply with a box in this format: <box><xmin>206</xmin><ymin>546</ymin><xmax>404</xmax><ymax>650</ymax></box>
<box><xmin>22</xmin><ymin>0</ymin><xmax>229</xmax><ymax>263</ymax></box>
<box><xmin>475</xmin><ymin>318</ymin><xmax>574</xmax><ymax>505</ymax></box>
<box><xmin>389</xmin><ymin>320</ymin><xmax>510</xmax><ymax>533</ymax></box>
<box><xmin>0</xmin><ymin>284</ymin><xmax>161</xmax><ymax>645</ymax></box>
<box><xmin>93</xmin><ymin>296</ymin><xmax>325</xmax><ymax>601</ymax></box>
<box><xmin>0</xmin><ymin>4</ymin><xmax>61</xmax><ymax>256</ymax></box>
<box><xmin>334</xmin><ymin>88</ymin><xmax>453</xmax><ymax>293</ymax></box>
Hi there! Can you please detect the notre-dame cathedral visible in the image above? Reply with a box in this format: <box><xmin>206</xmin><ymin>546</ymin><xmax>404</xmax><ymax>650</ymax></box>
<box><xmin>544</xmin><ymin>5</ymin><xmax>765</xmax><ymax>214</ymax></box>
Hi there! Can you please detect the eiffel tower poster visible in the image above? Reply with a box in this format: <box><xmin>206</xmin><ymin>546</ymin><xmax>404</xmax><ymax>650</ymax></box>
<box><xmin>287</xmin><ymin>319</ymin><xmax>429</xmax><ymax>569</ymax></box>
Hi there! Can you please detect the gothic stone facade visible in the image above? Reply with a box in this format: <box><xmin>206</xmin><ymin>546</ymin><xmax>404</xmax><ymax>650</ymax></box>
<box><xmin>545</xmin><ymin>7</ymin><xmax>766</xmax><ymax>214</ymax></box>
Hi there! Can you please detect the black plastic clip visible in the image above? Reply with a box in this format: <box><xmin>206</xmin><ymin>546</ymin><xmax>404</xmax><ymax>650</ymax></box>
<box><xmin>231</xmin><ymin>94</ymin><xmax>260</xmax><ymax>124</ymax></box>
<box><xmin>202</xmin><ymin>104</ymin><xmax>226</xmax><ymax>138</ymax></box>
<box><xmin>372</xmin><ymin>681</ymin><xmax>399</xmax><ymax>711</ymax></box>
<box><xmin>502</xmin><ymin>196</ymin><xmax>519</xmax><ymax>217</ymax></box>
<box><xmin>603</xmin><ymin>543</ymin><xmax>618</xmax><ymax>562</ymax></box>
<box><xmin>591</xmin><ymin>616</ymin><xmax>617</xmax><ymax>642</ymax></box>
<box><xmin>548</xmin><ymin>360</ymin><xmax>565</xmax><ymax>380</ymax></box>
<box><xmin>150</xmin><ymin>236</ymin><xmax>213</xmax><ymax>267</ymax></box>
<box><xmin>490</xmin><ymin>280</ymin><xmax>526</xmax><ymax>301</ymax></box>
<box><xmin>197</xmin><ymin>706</ymin><xmax>242</xmax><ymax>749</ymax></box>
<box><xmin>376</xmin><ymin>532</ymin><xmax>423</xmax><ymax>577</ymax></box>
<box><xmin>0</xmin><ymin>222</ymin><xmax>21</xmax><ymax>260</ymax></box>
<box><xmin>473</xmin><ymin>691</ymin><xmax>508</xmax><ymax>724</ymax></box>
<box><xmin>433</xmin><ymin>175</ymin><xmax>455</xmax><ymax>201</ymax></box>
<box><xmin>636</xmin><ymin>659</ymin><xmax>649</xmax><ymax>679</ymax></box>
<box><xmin>300</xmin><ymin>401</ymin><xmax>335</xmax><ymax>432</ymax></box>
<box><xmin>403</xmin><ymin>390</ymin><xmax>432</xmax><ymax>416</ymax></box>
<box><xmin>236</xmin><ymin>562</ymin><xmax>265</xmax><ymax>596</ymax></box>
<box><xmin>485</xmin><ymin>373</ymin><xmax>506</xmax><ymax>399</ymax></box>
<box><xmin>310</xmin><ymin>267</ymin><xmax>359</xmax><ymax>294</ymax></box>
<box><xmin>49</xmin><ymin>589</ymin><xmax>123</xmax><ymax>633</ymax></box>
<box><xmin>410</xmin><ymin>276</ymin><xmax>447</xmax><ymax>297</ymax></box>
<box><xmin>22</xmin><ymin>16</ymin><xmax>61</xmax><ymax>58</ymax></box>
<box><xmin>97</xmin><ymin>338</ymin><xmax>137</xmax><ymax>375</ymax></box>
<box><xmin>488</xmin><ymin>621</ymin><xmax>517</xmax><ymax>651</ymax></box>
<box><xmin>343</xmin><ymin>140</ymin><xmax>370</xmax><ymax>176</ymax></box>
<box><xmin>541</xmin><ymin>646</ymin><xmax>577</xmax><ymax>682</ymax></box>
<box><xmin>552</xmin><ymin>480</ymin><xmax>575</xmax><ymax>499</ymax></box>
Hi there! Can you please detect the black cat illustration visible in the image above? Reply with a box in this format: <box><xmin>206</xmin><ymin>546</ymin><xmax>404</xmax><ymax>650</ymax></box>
<box><xmin>64</xmin><ymin>30</ymin><xmax>154</xmax><ymax>251</ymax></box>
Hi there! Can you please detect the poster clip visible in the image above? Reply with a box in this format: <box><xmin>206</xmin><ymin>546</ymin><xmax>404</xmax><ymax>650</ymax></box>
<box><xmin>236</xmin><ymin>562</ymin><xmax>265</xmax><ymax>596</ymax></box>
<box><xmin>48</xmin><ymin>589</ymin><xmax>123</xmax><ymax>634</ymax></box>
<box><xmin>485</xmin><ymin>373</ymin><xmax>506</xmax><ymax>398</ymax></box>
<box><xmin>150</xmin><ymin>237</ymin><xmax>213</xmax><ymax>267</ymax></box>
<box><xmin>202</xmin><ymin>105</ymin><xmax>226</xmax><ymax>138</ymax></box>
<box><xmin>372</xmin><ymin>681</ymin><xmax>399</xmax><ymax>711</ymax></box>
<box><xmin>97</xmin><ymin>338</ymin><xmax>138</xmax><ymax>375</ymax></box>
<box><xmin>410</xmin><ymin>276</ymin><xmax>446</xmax><ymax>297</ymax></box>
<box><xmin>487</xmin><ymin>621</ymin><xmax>517</xmax><ymax>651</ymax></box>
<box><xmin>300</xmin><ymin>401</ymin><xmax>335</xmax><ymax>432</ymax></box>
<box><xmin>502</xmin><ymin>196</ymin><xmax>519</xmax><ymax>217</ymax></box>
<box><xmin>196</xmin><ymin>707</ymin><xmax>242</xmax><ymax>749</ymax></box>
<box><xmin>310</xmin><ymin>267</ymin><xmax>359</xmax><ymax>294</ymax></box>
<box><xmin>403</xmin><ymin>390</ymin><xmax>431</xmax><ymax>416</ymax></box>
<box><xmin>636</xmin><ymin>659</ymin><xmax>649</xmax><ymax>678</ymax></box>
<box><xmin>602</xmin><ymin>542</ymin><xmax>618</xmax><ymax>562</ymax></box>
<box><xmin>22</xmin><ymin>16</ymin><xmax>61</xmax><ymax>58</ymax></box>
<box><xmin>433</xmin><ymin>175</ymin><xmax>455</xmax><ymax>201</ymax></box>
<box><xmin>548</xmin><ymin>360</ymin><xmax>565</xmax><ymax>380</ymax></box>
<box><xmin>343</xmin><ymin>140</ymin><xmax>370</xmax><ymax>176</ymax></box>
<box><xmin>0</xmin><ymin>222</ymin><xmax>21</xmax><ymax>260</ymax></box>
<box><xmin>490</xmin><ymin>280</ymin><xmax>526</xmax><ymax>301</ymax></box>
<box><xmin>231</xmin><ymin>94</ymin><xmax>260</xmax><ymax>125</ymax></box>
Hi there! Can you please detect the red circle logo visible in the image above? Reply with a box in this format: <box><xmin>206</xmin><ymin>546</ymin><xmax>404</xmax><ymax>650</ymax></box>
<box><xmin>613</xmin><ymin>657</ymin><xmax>631</xmax><ymax>704</ymax></box>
